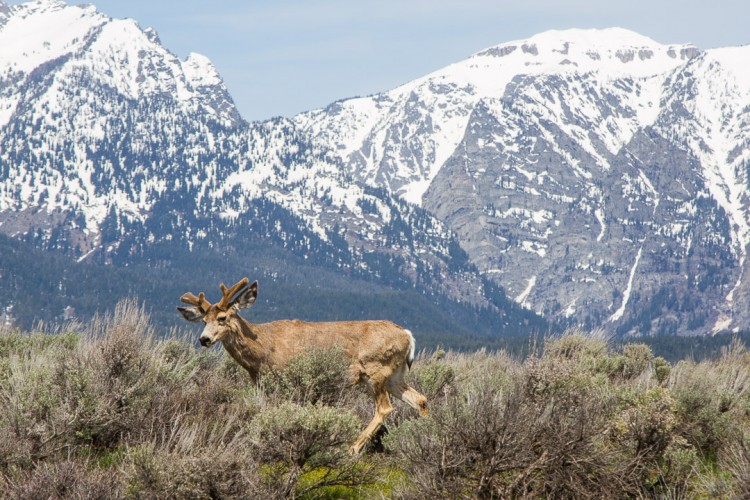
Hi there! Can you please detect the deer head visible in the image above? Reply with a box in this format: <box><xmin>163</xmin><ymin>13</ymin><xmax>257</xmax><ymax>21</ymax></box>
<box><xmin>177</xmin><ymin>277</ymin><xmax>258</xmax><ymax>347</ymax></box>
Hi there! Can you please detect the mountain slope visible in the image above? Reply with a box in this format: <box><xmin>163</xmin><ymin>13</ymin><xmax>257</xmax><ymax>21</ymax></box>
<box><xmin>296</xmin><ymin>29</ymin><xmax>750</xmax><ymax>335</ymax></box>
<box><xmin>0</xmin><ymin>0</ymin><xmax>542</xmax><ymax>339</ymax></box>
<box><xmin>652</xmin><ymin>46</ymin><xmax>750</xmax><ymax>331</ymax></box>
<box><xmin>2</xmin><ymin>1</ymin><xmax>749</xmax><ymax>336</ymax></box>
<box><xmin>293</xmin><ymin>29</ymin><xmax>699</xmax><ymax>204</ymax></box>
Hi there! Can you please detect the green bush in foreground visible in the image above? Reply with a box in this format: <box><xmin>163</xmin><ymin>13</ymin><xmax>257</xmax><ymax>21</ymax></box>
<box><xmin>1</xmin><ymin>307</ymin><xmax>750</xmax><ymax>499</ymax></box>
<box><xmin>260</xmin><ymin>346</ymin><xmax>353</xmax><ymax>406</ymax></box>
<box><xmin>252</xmin><ymin>402</ymin><xmax>369</xmax><ymax>497</ymax></box>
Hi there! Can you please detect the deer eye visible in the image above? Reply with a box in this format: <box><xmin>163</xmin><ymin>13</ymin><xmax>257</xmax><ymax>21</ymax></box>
<box><xmin>217</xmin><ymin>316</ymin><xmax>227</xmax><ymax>323</ymax></box>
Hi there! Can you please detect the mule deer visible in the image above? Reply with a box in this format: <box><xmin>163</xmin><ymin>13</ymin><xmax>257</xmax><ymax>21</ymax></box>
<box><xmin>177</xmin><ymin>277</ymin><xmax>428</xmax><ymax>454</ymax></box>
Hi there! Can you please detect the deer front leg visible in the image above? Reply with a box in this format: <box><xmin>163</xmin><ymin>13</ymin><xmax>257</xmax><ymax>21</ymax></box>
<box><xmin>349</xmin><ymin>386</ymin><xmax>393</xmax><ymax>455</ymax></box>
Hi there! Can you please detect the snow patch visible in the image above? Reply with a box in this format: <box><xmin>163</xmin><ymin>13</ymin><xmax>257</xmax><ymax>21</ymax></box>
<box><xmin>595</xmin><ymin>208</ymin><xmax>606</xmax><ymax>242</ymax></box>
<box><xmin>564</xmin><ymin>300</ymin><xmax>577</xmax><ymax>318</ymax></box>
<box><xmin>515</xmin><ymin>276</ymin><xmax>537</xmax><ymax>306</ymax></box>
<box><xmin>609</xmin><ymin>245</ymin><xmax>643</xmax><ymax>322</ymax></box>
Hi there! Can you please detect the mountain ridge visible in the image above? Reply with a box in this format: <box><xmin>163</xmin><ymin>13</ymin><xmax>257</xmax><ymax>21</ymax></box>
<box><xmin>1</xmin><ymin>1</ymin><xmax>748</xmax><ymax>337</ymax></box>
<box><xmin>0</xmin><ymin>0</ymin><xmax>544</xmax><ymax>339</ymax></box>
<box><xmin>293</xmin><ymin>27</ymin><xmax>750</xmax><ymax>335</ymax></box>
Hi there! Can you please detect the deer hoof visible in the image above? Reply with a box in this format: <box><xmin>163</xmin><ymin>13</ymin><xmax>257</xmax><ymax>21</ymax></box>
<box><xmin>419</xmin><ymin>400</ymin><xmax>428</xmax><ymax>416</ymax></box>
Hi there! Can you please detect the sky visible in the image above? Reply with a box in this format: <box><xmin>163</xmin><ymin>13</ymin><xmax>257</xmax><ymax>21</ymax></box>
<box><xmin>31</xmin><ymin>1</ymin><xmax>750</xmax><ymax>122</ymax></box>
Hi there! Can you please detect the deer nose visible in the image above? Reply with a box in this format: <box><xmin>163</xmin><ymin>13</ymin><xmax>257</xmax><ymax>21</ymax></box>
<box><xmin>199</xmin><ymin>336</ymin><xmax>211</xmax><ymax>347</ymax></box>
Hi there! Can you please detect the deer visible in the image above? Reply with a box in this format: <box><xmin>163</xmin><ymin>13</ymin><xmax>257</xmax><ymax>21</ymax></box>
<box><xmin>177</xmin><ymin>277</ymin><xmax>428</xmax><ymax>455</ymax></box>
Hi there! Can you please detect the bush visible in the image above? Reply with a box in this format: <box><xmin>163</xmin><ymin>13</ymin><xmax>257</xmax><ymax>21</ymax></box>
<box><xmin>654</xmin><ymin>356</ymin><xmax>671</xmax><ymax>384</ymax></box>
<box><xmin>620</xmin><ymin>343</ymin><xmax>654</xmax><ymax>379</ymax></box>
<box><xmin>386</xmin><ymin>377</ymin><xmax>504</xmax><ymax>497</ymax></box>
<box><xmin>407</xmin><ymin>352</ymin><xmax>455</xmax><ymax>402</ymax></box>
<box><xmin>390</xmin><ymin>352</ymin><xmax>629</xmax><ymax>498</ymax></box>
<box><xmin>2</xmin><ymin>459</ymin><xmax>121</xmax><ymax>499</ymax></box>
<box><xmin>122</xmin><ymin>444</ymin><xmax>267</xmax><ymax>499</ymax></box>
<box><xmin>668</xmin><ymin>356</ymin><xmax>747</xmax><ymax>459</ymax></box>
<box><xmin>260</xmin><ymin>347</ymin><xmax>353</xmax><ymax>406</ymax></box>
<box><xmin>251</xmin><ymin>402</ymin><xmax>370</xmax><ymax>497</ymax></box>
<box><xmin>544</xmin><ymin>332</ymin><xmax>608</xmax><ymax>361</ymax></box>
<box><xmin>722</xmin><ymin>435</ymin><xmax>750</xmax><ymax>498</ymax></box>
<box><xmin>606</xmin><ymin>386</ymin><xmax>685</xmax><ymax>493</ymax></box>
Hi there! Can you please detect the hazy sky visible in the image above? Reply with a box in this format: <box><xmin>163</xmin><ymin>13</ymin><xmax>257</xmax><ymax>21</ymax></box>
<box><xmin>41</xmin><ymin>1</ymin><xmax>750</xmax><ymax>121</ymax></box>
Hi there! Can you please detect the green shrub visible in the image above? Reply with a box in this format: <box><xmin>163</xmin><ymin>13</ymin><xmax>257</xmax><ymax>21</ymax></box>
<box><xmin>654</xmin><ymin>356</ymin><xmax>671</xmax><ymax>384</ymax></box>
<box><xmin>721</xmin><ymin>434</ymin><xmax>750</xmax><ymax>497</ymax></box>
<box><xmin>251</xmin><ymin>402</ymin><xmax>368</xmax><ymax>497</ymax></box>
<box><xmin>123</xmin><ymin>443</ymin><xmax>266</xmax><ymax>499</ymax></box>
<box><xmin>260</xmin><ymin>347</ymin><xmax>352</xmax><ymax>406</ymax></box>
<box><xmin>544</xmin><ymin>333</ymin><xmax>608</xmax><ymax>361</ymax></box>
<box><xmin>669</xmin><ymin>361</ymin><xmax>738</xmax><ymax>459</ymax></box>
<box><xmin>653</xmin><ymin>440</ymin><xmax>701</xmax><ymax>498</ymax></box>
<box><xmin>0</xmin><ymin>352</ymin><xmax>64</xmax><ymax>467</ymax></box>
<box><xmin>0</xmin><ymin>332</ymin><xmax>79</xmax><ymax>384</ymax></box>
<box><xmin>608</xmin><ymin>387</ymin><xmax>677</xmax><ymax>460</ymax></box>
<box><xmin>621</xmin><ymin>343</ymin><xmax>654</xmax><ymax>379</ymax></box>
<box><xmin>0</xmin><ymin>331</ymin><xmax>79</xmax><ymax>359</ymax></box>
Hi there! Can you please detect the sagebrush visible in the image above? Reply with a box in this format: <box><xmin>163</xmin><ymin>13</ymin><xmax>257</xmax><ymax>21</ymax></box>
<box><xmin>1</xmin><ymin>302</ymin><xmax>749</xmax><ymax>498</ymax></box>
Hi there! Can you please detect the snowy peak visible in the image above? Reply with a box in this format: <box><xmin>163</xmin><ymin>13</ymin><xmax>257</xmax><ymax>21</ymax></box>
<box><xmin>0</xmin><ymin>1</ymin><xmax>503</xmax><ymax>326</ymax></box>
<box><xmin>295</xmin><ymin>28</ymin><xmax>701</xmax><ymax>208</ymax></box>
<box><xmin>183</xmin><ymin>52</ymin><xmax>224</xmax><ymax>89</ymax></box>
<box><xmin>0</xmin><ymin>0</ymin><xmax>106</xmax><ymax>74</ymax></box>
<box><xmin>0</xmin><ymin>0</ymin><xmax>241</xmax><ymax>128</ymax></box>
<box><xmin>2</xmin><ymin>5</ymin><xmax>750</xmax><ymax>338</ymax></box>
<box><xmin>293</xmin><ymin>27</ymin><xmax>750</xmax><ymax>335</ymax></box>
<box><xmin>655</xmin><ymin>44</ymin><xmax>750</xmax><ymax>326</ymax></box>
<box><xmin>0</xmin><ymin>2</ymin><xmax>11</xmax><ymax>27</ymax></box>
<box><xmin>430</xmin><ymin>28</ymin><xmax>699</xmax><ymax>96</ymax></box>
<box><xmin>700</xmin><ymin>45</ymin><xmax>750</xmax><ymax>94</ymax></box>
<box><xmin>475</xmin><ymin>27</ymin><xmax>699</xmax><ymax>69</ymax></box>
<box><xmin>8</xmin><ymin>0</ymin><xmax>68</xmax><ymax>16</ymax></box>
<box><xmin>0</xmin><ymin>0</ymin><xmax>245</xmax><ymax>227</ymax></box>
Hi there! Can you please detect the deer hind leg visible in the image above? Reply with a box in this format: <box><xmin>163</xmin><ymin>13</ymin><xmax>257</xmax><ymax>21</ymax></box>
<box><xmin>349</xmin><ymin>383</ymin><xmax>393</xmax><ymax>455</ymax></box>
<box><xmin>387</xmin><ymin>365</ymin><xmax>428</xmax><ymax>416</ymax></box>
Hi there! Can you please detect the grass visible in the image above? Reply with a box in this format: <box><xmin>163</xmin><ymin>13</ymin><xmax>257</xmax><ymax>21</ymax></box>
<box><xmin>1</xmin><ymin>300</ymin><xmax>750</xmax><ymax>498</ymax></box>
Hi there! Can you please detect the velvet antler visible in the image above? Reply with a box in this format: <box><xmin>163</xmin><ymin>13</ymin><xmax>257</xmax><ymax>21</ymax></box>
<box><xmin>180</xmin><ymin>291</ymin><xmax>212</xmax><ymax>313</ymax></box>
<box><xmin>217</xmin><ymin>277</ymin><xmax>250</xmax><ymax>310</ymax></box>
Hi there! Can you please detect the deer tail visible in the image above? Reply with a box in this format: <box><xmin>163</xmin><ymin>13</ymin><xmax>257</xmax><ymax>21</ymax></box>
<box><xmin>405</xmin><ymin>329</ymin><xmax>416</xmax><ymax>369</ymax></box>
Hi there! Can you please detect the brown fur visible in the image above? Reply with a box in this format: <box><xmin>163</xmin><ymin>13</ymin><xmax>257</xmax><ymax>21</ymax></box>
<box><xmin>179</xmin><ymin>278</ymin><xmax>428</xmax><ymax>454</ymax></box>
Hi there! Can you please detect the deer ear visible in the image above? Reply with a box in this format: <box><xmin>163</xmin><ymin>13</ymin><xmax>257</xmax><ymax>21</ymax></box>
<box><xmin>231</xmin><ymin>281</ymin><xmax>258</xmax><ymax>310</ymax></box>
<box><xmin>177</xmin><ymin>306</ymin><xmax>205</xmax><ymax>323</ymax></box>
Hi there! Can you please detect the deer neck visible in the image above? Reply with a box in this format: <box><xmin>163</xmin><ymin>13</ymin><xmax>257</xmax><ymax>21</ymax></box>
<box><xmin>220</xmin><ymin>316</ymin><xmax>267</xmax><ymax>382</ymax></box>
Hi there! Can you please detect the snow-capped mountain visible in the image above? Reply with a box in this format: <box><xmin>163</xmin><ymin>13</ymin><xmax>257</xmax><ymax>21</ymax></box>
<box><xmin>0</xmin><ymin>0</ymin><xmax>536</xmax><ymax>335</ymax></box>
<box><xmin>296</xmin><ymin>28</ymin><xmax>750</xmax><ymax>335</ymax></box>
<box><xmin>293</xmin><ymin>29</ymin><xmax>698</xmax><ymax>205</ymax></box>
<box><xmin>1</xmin><ymin>0</ymin><xmax>748</xmax><ymax>336</ymax></box>
<box><xmin>0</xmin><ymin>0</ymin><xmax>239</xmax><ymax>232</ymax></box>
